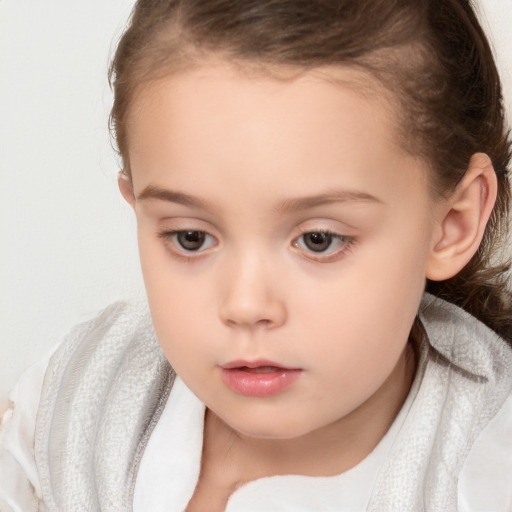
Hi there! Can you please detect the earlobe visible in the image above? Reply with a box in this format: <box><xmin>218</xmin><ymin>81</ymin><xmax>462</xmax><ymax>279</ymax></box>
<box><xmin>426</xmin><ymin>153</ymin><xmax>498</xmax><ymax>281</ymax></box>
<box><xmin>118</xmin><ymin>172</ymin><xmax>136</xmax><ymax>208</ymax></box>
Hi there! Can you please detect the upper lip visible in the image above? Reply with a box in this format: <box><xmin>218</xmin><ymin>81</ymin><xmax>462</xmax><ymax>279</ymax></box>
<box><xmin>220</xmin><ymin>359</ymin><xmax>300</xmax><ymax>370</ymax></box>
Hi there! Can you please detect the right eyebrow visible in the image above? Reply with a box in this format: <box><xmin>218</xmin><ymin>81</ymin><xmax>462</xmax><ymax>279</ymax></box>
<box><xmin>137</xmin><ymin>185</ymin><xmax>213</xmax><ymax>211</ymax></box>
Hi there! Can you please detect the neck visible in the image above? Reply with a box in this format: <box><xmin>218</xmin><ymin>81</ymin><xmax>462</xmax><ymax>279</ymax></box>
<box><xmin>202</xmin><ymin>342</ymin><xmax>416</xmax><ymax>484</ymax></box>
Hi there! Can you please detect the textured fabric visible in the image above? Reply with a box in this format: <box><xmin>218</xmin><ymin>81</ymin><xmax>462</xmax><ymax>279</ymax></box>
<box><xmin>0</xmin><ymin>356</ymin><xmax>46</xmax><ymax>512</ymax></box>
<box><xmin>2</xmin><ymin>350</ymin><xmax>512</xmax><ymax>511</ymax></box>
<box><xmin>367</xmin><ymin>295</ymin><xmax>512</xmax><ymax>511</ymax></box>
<box><xmin>458</xmin><ymin>392</ymin><xmax>512</xmax><ymax>511</ymax></box>
<box><xmin>33</xmin><ymin>300</ymin><xmax>175</xmax><ymax>512</ymax></box>
<box><xmin>2</xmin><ymin>293</ymin><xmax>510</xmax><ymax>511</ymax></box>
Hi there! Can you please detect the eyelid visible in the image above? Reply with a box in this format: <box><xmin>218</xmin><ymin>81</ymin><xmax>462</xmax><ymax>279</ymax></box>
<box><xmin>158</xmin><ymin>229</ymin><xmax>218</xmax><ymax>259</ymax></box>
<box><xmin>292</xmin><ymin>228</ymin><xmax>354</xmax><ymax>263</ymax></box>
<box><xmin>156</xmin><ymin>224</ymin><xmax>354</xmax><ymax>264</ymax></box>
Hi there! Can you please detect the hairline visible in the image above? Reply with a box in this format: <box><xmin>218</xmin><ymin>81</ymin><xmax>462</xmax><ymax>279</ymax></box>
<box><xmin>121</xmin><ymin>52</ymin><xmax>423</xmax><ymax>177</ymax></box>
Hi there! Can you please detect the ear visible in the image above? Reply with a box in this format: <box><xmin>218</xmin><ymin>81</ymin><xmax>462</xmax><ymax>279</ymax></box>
<box><xmin>118</xmin><ymin>172</ymin><xmax>136</xmax><ymax>208</ymax></box>
<box><xmin>426</xmin><ymin>153</ymin><xmax>498</xmax><ymax>281</ymax></box>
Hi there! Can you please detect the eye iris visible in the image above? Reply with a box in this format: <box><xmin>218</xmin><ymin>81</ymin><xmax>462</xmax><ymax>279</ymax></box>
<box><xmin>177</xmin><ymin>231</ymin><xmax>205</xmax><ymax>251</ymax></box>
<box><xmin>304</xmin><ymin>232</ymin><xmax>332</xmax><ymax>252</ymax></box>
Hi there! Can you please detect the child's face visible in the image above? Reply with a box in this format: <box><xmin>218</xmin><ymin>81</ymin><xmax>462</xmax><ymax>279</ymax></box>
<box><xmin>126</xmin><ymin>63</ymin><xmax>441</xmax><ymax>440</ymax></box>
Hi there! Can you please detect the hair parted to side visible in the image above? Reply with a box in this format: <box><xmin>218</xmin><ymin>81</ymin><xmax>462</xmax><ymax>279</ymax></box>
<box><xmin>109</xmin><ymin>0</ymin><xmax>512</xmax><ymax>341</ymax></box>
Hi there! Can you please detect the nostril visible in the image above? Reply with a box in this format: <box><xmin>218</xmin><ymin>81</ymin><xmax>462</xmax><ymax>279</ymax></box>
<box><xmin>256</xmin><ymin>319</ymin><xmax>272</xmax><ymax>327</ymax></box>
<box><xmin>224</xmin><ymin>317</ymin><xmax>273</xmax><ymax>329</ymax></box>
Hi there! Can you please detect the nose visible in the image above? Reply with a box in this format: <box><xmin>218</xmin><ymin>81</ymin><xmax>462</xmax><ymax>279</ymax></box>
<box><xmin>218</xmin><ymin>251</ymin><xmax>287</xmax><ymax>330</ymax></box>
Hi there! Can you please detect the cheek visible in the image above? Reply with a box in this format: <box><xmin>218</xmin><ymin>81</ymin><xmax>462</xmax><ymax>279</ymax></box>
<box><xmin>295</xmin><ymin>233</ymin><xmax>427</xmax><ymax>386</ymax></box>
<box><xmin>136</xmin><ymin>232</ymin><xmax>211</xmax><ymax>355</ymax></box>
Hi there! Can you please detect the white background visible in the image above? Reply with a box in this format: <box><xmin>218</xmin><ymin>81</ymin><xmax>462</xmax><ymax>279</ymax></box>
<box><xmin>1</xmin><ymin>0</ymin><xmax>511</xmax><ymax>413</ymax></box>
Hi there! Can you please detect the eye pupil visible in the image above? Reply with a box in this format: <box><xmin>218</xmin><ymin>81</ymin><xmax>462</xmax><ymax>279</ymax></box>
<box><xmin>177</xmin><ymin>231</ymin><xmax>205</xmax><ymax>251</ymax></box>
<box><xmin>304</xmin><ymin>232</ymin><xmax>332</xmax><ymax>252</ymax></box>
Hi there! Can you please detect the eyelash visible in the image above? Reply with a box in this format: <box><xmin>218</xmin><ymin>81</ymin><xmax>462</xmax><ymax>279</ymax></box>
<box><xmin>157</xmin><ymin>228</ymin><xmax>354</xmax><ymax>263</ymax></box>
<box><xmin>293</xmin><ymin>228</ymin><xmax>354</xmax><ymax>263</ymax></box>
<box><xmin>157</xmin><ymin>230</ymin><xmax>218</xmax><ymax>262</ymax></box>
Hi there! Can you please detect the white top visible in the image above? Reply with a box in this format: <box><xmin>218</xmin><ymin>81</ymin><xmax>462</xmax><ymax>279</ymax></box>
<box><xmin>1</xmin><ymin>354</ymin><xmax>512</xmax><ymax>512</ymax></box>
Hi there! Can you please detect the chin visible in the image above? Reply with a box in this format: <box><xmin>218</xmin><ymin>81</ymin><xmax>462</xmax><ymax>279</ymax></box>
<box><xmin>221</xmin><ymin>413</ymin><xmax>315</xmax><ymax>440</ymax></box>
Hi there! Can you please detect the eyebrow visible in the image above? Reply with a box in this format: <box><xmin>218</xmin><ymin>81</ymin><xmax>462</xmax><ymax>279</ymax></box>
<box><xmin>137</xmin><ymin>185</ymin><xmax>214</xmax><ymax>210</ymax></box>
<box><xmin>275</xmin><ymin>189</ymin><xmax>382</xmax><ymax>214</ymax></box>
<box><xmin>137</xmin><ymin>185</ymin><xmax>382</xmax><ymax>213</ymax></box>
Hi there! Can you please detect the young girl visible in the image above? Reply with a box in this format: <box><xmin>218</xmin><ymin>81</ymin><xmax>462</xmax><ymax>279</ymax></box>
<box><xmin>1</xmin><ymin>0</ymin><xmax>512</xmax><ymax>510</ymax></box>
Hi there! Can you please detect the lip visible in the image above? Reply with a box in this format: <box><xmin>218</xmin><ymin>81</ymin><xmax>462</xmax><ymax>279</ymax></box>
<box><xmin>219</xmin><ymin>360</ymin><xmax>302</xmax><ymax>397</ymax></box>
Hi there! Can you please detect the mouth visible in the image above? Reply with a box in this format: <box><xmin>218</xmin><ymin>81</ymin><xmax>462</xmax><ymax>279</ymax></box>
<box><xmin>219</xmin><ymin>360</ymin><xmax>302</xmax><ymax>397</ymax></box>
<box><xmin>236</xmin><ymin>365</ymin><xmax>285</xmax><ymax>374</ymax></box>
<box><xmin>220</xmin><ymin>359</ymin><xmax>299</xmax><ymax>371</ymax></box>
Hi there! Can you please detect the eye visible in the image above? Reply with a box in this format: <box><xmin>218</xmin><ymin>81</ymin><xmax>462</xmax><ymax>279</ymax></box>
<box><xmin>293</xmin><ymin>230</ymin><xmax>353</xmax><ymax>260</ymax></box>
<box><xmin>301</xmin><ymin>232</ymin><xmax>334</xmax><ymax>252</ymax></box>
<box><xmin>175</xmin><ymin>230</ymin><xmax>208</xmax><ymax>251</ymax></box>
<box><xmin>158</xmin><ymin>230</ymin><xmax>217</xmax><ymax>253</ymax></box>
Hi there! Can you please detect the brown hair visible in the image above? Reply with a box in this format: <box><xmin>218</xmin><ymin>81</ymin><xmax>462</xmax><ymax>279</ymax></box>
<box><xmin>109</xmin><ymin>0</ymin><xmax>512</xmax><ymax>341</ymax></box>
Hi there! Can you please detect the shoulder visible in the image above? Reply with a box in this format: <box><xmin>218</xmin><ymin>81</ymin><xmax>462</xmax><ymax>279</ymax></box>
<box><xmin>35</xmin><ymin>295</ymin><xmax>171</xmax><ymax>441</ymax></box>
<box><xmin>458</xmin><ymin>391</ymin><xmax>512</xmax><ymax>511</ymax></box>
<box><xmin>44</xmin><ymin>298</ymin><xmax>155</xmax><ymax>372</ymax></box>
<box><xmin>418</xmin><ymin>294</ymin><xmax>512</xmax><ymax>510</ymax></box>
<box><xmin>0</xmin><ymin>355</ymin><xmax>49</xmax><ymax>511</ymax></box>
<box><xmin>0</xmin><ymin>298</ymin><xmax>173</xmax><ymax>511</ymax></box>
<box><xmin>418</xmin><ymin>293</ymin><xmax>512</xmax><ymax>383</ymax></box>
<box><xmin>34</xmin><ymin>298</ymin><xmax>175</xmax><ymax>510</ymax></box>
<box><xmin>35</xmin><ymin>298</ymin><xmax>160</xmax><ymax>424</ymax></box>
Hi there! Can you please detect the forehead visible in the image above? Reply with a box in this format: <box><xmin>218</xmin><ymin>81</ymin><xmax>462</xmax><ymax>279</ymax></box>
<box><xmin>127</xmin><ymin>61</ymin><xmax>400</xmax><ymax>149</ymax></box>
<box><xmin>126</xmin><ymin>62</ymin><xmax>427</xmax><ymax>206</ymax></box>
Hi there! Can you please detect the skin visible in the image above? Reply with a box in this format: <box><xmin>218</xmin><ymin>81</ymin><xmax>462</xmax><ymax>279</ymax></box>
<box><xmin>119</xmin><ymin>62</ymin><xmax>497</xmax><ymax>508</ymax></box>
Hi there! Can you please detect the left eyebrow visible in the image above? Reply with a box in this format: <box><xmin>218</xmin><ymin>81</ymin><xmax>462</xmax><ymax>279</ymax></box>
<box><xmin>275</xmin><ymin>189</ymin><xmax>383</xmax><ymax>214</ymax></box>
<box><xmin>136</xmin><ymin>185</ymin><xmax>215</xmax><ymax>211</ymax></box>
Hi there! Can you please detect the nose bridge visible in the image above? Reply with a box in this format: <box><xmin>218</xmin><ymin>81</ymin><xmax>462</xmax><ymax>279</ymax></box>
<box><xmin>219</xmin><ymin>244</ymin><xmax>286</xmax><ymax>329</ymax></box>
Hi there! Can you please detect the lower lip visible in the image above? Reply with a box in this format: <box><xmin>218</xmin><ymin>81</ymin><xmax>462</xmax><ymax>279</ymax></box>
<box><xmin>220</xmin><ymin>367</ymin><xmax>302</xmax><ymax>397</ymax></box>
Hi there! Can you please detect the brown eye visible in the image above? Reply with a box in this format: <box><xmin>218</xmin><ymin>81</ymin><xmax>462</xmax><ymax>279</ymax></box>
<box><xmin>302</xmin><ymin>232</ymin><xmax>333</xmax><ymax>252</ymax></box>
<box><xmin>293</xmin><ymin>230</ymin><xmax>352</xmax><ymax>261</ymax></box>
<box><xmin>176</xmin><ymin>230</ymin><xmax>207</xmax><ymax>251</ymax></box>
<box><xmin>158</xmin><ymin>228</ymin><xmax>218</xmax><ymax>258</ymax></box>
